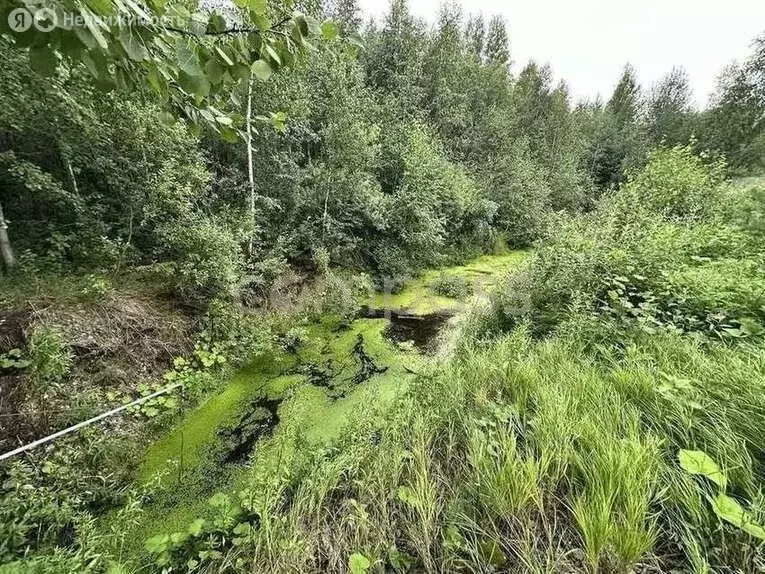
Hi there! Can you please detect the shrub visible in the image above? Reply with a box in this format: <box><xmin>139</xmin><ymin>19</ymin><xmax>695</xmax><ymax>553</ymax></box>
<box><xmin>485</xmin><ymin>150</ymin><xmax>764</xmax><ymax>340</ymax></box>
<box><xmin>27</xmin><ymin>326</ymin><xmax>72</xmax><ymax>390</ymax></box>
<box><xmin>430</xmin><ymin>274</ymin><xmax>473</xmax><ymax>299</ymax></box>
<box><xmin>312</xmin><ymin>246</ymin><xmax>331</xmax><ymax>275</ymax></box>
<box><xmin>197</xmin><ymin>298</ymin><xmax>276</xmax><ymax>367</ymax></box>
<box><xmin>155</xmin><ymin>220</ymin><xmax>245</xmax><ymax>307</ymax></box>
<box><xmin>303</xmin><ymin>272</ymin><xmax>359</xmax><ymax>326</ymax></box>
<box><xmin>616</xmin><ymin>145</ymin><xmax>725</xmax><ymax>220</ymax></box>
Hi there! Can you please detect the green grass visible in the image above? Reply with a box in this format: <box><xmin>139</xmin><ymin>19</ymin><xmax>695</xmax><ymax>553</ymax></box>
<box><xmin>122</xmin><ymin>233</ymin><xmax>765</xmax><ymax>572</ymax></box>
<box><xmin>216</xmin><ymin>326</ymin><xmax>765</xmax><ymax>573</ymax></box>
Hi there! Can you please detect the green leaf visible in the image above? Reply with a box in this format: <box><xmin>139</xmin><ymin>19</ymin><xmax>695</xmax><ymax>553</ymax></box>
<box><xmin>147</xmin><ymin>63</ymin><xmax>167</xmax><ymax>96</ymax></box>
<box><xmin>81</xmin><ymin>8</ymin><xmax>109</xmax><ymax>49</ymax></box>
<box><xmin>321</xmin><ymin>20</ymin><xmax>339</xmax><ymax>41</ymax></box>
<box><xmin>478</xmin><ymin>539</ymin><xmax>507</xmax><ymax>567</ymax></box>
<box><xmin>119</xmin><ymin>28</ymin><xmax>148</xmax><ymax>61</ymax></box>
<box><xmin>169</xmin><ymin>531</ymin><xmax>188</xmax><ymax>545</ymax></box>
<box><xmin>396</xmin><ymin>485</ymin><xmax>419</xmax><ymax>508</ymax></box>
<box><xmin>251</xmin><ymin>59</ymin><xmax>272</xmax><ymax>82</ymax></box>
<box><xmin>29</xmin><ymin>47</ymin><xmax>58</xmax><ymax>76</ymax></box>
<box><xmin>293</xmin><ymin>13</ymin><xmax>308</xmax><ymax>37</ymax></box>
<box><xmin>187</xmin><ymin>518</ymin><xmax>206</xmax><ymax>536</ymax></box>
<box><xmin>252</xmin><ymin>12</ymin><xmax>270</xmax><ymax>31</ymax></box>
<box><xmin>387</xmin><ymin>546</ymin><xmax>414</xmax><ymax>573</ymax></box>
<box><xmin>158</xmin><ymin>111</ymin><xmax>175</xmax><ymax>126</ymax></box>
<box><xmin>215</xmin><ymin>45</ymin><xmax>234</xmax><ymax>66</ymax></box>
<box><xmin>122</xmin><ymin>0</ymin><xmax>151</xmax><ymax>21</ymax></box>
<box><xmin>348</xmin><ymin>32</ymin><xmax>364</xmax><ymax>49</ymax></box>
<box><xmin>349</xmin><ymin>553</ymin><xmax>371</xmax><ymax>574</ymax></box>
<box><xmin>678</xmin><ymin>449</ymin><xmax>727</xmax><ymax>491</ymax></box>
<box><xmin>177</xmin><ymin>41</ymin><xmax>203</xmax><ymax>77</ymax></box>
<box><xmin>230</xmin><ymin>63</ymin><xmax>251</xmax><ymax>81</ymax></box>
<box><xmin>204</xmin><ymin>58</ymin><xmax>225</xmax><ymax>85</ymax></box>
<box><xmin>304</xmin><ymin>14</ymin><xmax>321</xmax><ymax>36</ymax></box>
<box><xmin>73</xmin><ymin>25</ymin><xmax>98</xmax><ymax>49</ymax></box>
<box><xmin>264</xmin><ymin>44</ymin><xmax>281</xmax><ymax>66</ymax></box>
<box><xmin>207</xmin><ymin>12</ymin><xmax>226</xmax><ymax>33</ymax></box>
<box><xmin>146</xmin><ymin>0</ymin><xmax>165</xmax><ymax>12</ymax></box>
<box><xmin>248</xmin><ymin>0</ymin><xmax>267</xmax><ymax>15</ymax></box>
<box><xmin>86</xmin><ymin>0</ymin><xmax>113</xmax><ymax>15</ymax></box>
<box><xmin>709</xmin><ymin>493</ymin><xmax>765</xmax><ymax>540</ymax></box>
<box><xmin>270</xmin><ymin>111</ymin><xmax>287</xmax><ymax>132</ymax></box>
<box><xmin>178</xmin><ymin>71</ymin><xmax>210</xmax><ymax>100</ymax></box>
<box><xmin>209</xmin><ymin>492</ymin><xmax>231</xmax><ymax>509</ymax></box>
<box><xmin>145</xmin><ymin>534</ymin><xmax>169</xmax><ymax>554</ymax></box>
<box><xmin>220</xmin><ymin>127</ymin><xmax>239</xmax><ymax>143</ymax></box>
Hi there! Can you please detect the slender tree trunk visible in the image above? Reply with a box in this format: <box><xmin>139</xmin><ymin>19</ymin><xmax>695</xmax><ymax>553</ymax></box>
<box><xmin>322</xmin><ymin>188</ymin><xmax>330</xmax><ymax>240</ymax></box>
<box><xmin>246</xmin><ymin>77</ymin><xmax>256</xmax><ymax>259</ymax></box>
<box><xmin>65</xmin><ymin>156</ymin><xmax>79</xmax><ymax>196</ymax></box>
<box><xmin>0</xmin><ymin>201</ymin><xmax>16</xmax><ymax>271</ymax></box>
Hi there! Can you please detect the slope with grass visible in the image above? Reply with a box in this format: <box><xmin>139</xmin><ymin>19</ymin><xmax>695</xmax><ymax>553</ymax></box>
<box><xmin>118</xmin><ymin>251</ymin><xmax>528</xmax><ymax>568</ymax></box>
<box><xmin>136</xmin><ymin>153</ymin><xmax>765</xmax><ymax>573</ymax></box>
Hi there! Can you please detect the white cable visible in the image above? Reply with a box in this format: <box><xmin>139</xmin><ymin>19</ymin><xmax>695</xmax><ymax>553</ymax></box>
<box><xmin>0</xmin><ymin>383</ymin><xmax>182</xmax><ymax>462</ymax></box>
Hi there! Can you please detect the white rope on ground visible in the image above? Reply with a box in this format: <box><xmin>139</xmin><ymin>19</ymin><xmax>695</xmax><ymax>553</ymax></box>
<box><xmin>0</xmin><ymin>383</ymin><xmax>182</xmax><ymax>463</ymax></box>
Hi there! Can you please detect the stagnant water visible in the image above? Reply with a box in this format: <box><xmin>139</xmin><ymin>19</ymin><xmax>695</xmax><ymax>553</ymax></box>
<box><xmin>362</xmin><ymin>307</ymin><xmax>452</xmax><ymax>353</ymax></box>
<box><xmin>218</xmin><ymin>397</ymin><xmax>281</xmax><ymax>463</ymax></box>
<box><xmin>216</xmin><ymin>312</ymin><xmax>450</xmax><ymax>463</ymax></box>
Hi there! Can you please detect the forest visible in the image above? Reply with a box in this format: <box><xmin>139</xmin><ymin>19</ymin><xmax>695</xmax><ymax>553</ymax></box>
<box><xmin>0</xmin><ymin>0</ymin><xmax>764</xmax><ymax>572</ymax></box>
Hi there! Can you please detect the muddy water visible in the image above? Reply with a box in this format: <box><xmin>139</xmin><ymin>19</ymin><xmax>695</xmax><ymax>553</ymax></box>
<box><xmin>362</xmin><ymin>308</ymin><xmax>452</xmax><ymax>354</ymax></box>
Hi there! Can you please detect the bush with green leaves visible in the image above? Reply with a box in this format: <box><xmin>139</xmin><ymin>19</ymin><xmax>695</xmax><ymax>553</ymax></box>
<box><xmin>144</xmin><ymin>492</ymin><xmax>260</xmax><ymax>572</ymax></box>
<box><xmin>0</xmin><ymin>432</ymin><xmax>142</xmax><ymax>567</ymax></box>
<box><xmin>302</xmin><ymin>271</ymin><xmax>360</xmax><ymax>326</ymax></box>
<box><xmin>486</xmin><ymin>149</ymin><xmax>764</xmax><ymax>339</ymax></box>
<box><xmin>615</xmin><ymin>145</ymin><xmax>726</xmax><ymax>221</ymax></box>
<box><xmin>26</xmin><ymin>326</ymin><xmax>72</xmax><ymax>390</ymax></box>
<box><xmin>430</xmin><ymin>274</ymin><xmax>473</xmax><ymax>299</ymax></box>
<box><xmin>155</xmin><ymin>220</ymin><xmax>245</xmax><ymax>307</ymax></box>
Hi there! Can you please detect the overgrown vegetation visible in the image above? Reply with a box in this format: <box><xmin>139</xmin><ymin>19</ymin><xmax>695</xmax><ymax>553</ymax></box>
<box><xmin>1</xmin><ymin>0</ymin><xmax>764</xmax><ymax>572</ymax></box>
<box><xmin>430</xmin><ymin>274</ymin><xmax>473</xmax><ymax>299</ymax></box>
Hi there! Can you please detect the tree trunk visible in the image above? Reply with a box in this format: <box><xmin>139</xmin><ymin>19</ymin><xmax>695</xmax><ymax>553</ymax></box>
<box><xmin>65</xmin><ymin>155</ymin><xmax>79</xmax><ymax>197</ymax></box>
<box><xmin>0</xmin><ymin>201</ymin><xmax>16</xmax><ymax>270</ymax></box>
<box><xmin>246</xmin><ymin>77</ymin><xmax>256</xmax><ymax>259</ymax></box>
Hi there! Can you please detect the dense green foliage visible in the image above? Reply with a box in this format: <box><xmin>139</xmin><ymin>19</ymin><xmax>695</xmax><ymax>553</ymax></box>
<box><xmin>1</xmin><ymin>0</ymin><xmax>764</xmax><ymax>572</ymax></box>
<box><xmin>1</xmin><ymin>2</ymin><xmax>763</xmax><ymax>297</ymax></box>
<box><xmin>141</xmin><ymin>149</ymin><xmax>763</xmax><ymax>574</ymax></box>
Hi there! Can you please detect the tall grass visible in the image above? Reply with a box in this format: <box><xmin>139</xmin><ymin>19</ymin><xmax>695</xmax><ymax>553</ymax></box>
<box><xmin>203</xmin><ymin>165</ymin><xmax>765</xmax><ymax>573</ymax></box>
<box><xmin>211</xmin><ymin>323</ymin><xmax>764</xmax><ymax>573</ymax></box>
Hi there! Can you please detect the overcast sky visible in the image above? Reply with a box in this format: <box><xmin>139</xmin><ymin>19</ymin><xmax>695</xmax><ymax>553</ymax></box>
<box><xmin>356</xmin><ymin>0</ymin><xmax>765</xmax><ymax>108</ymax></box>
